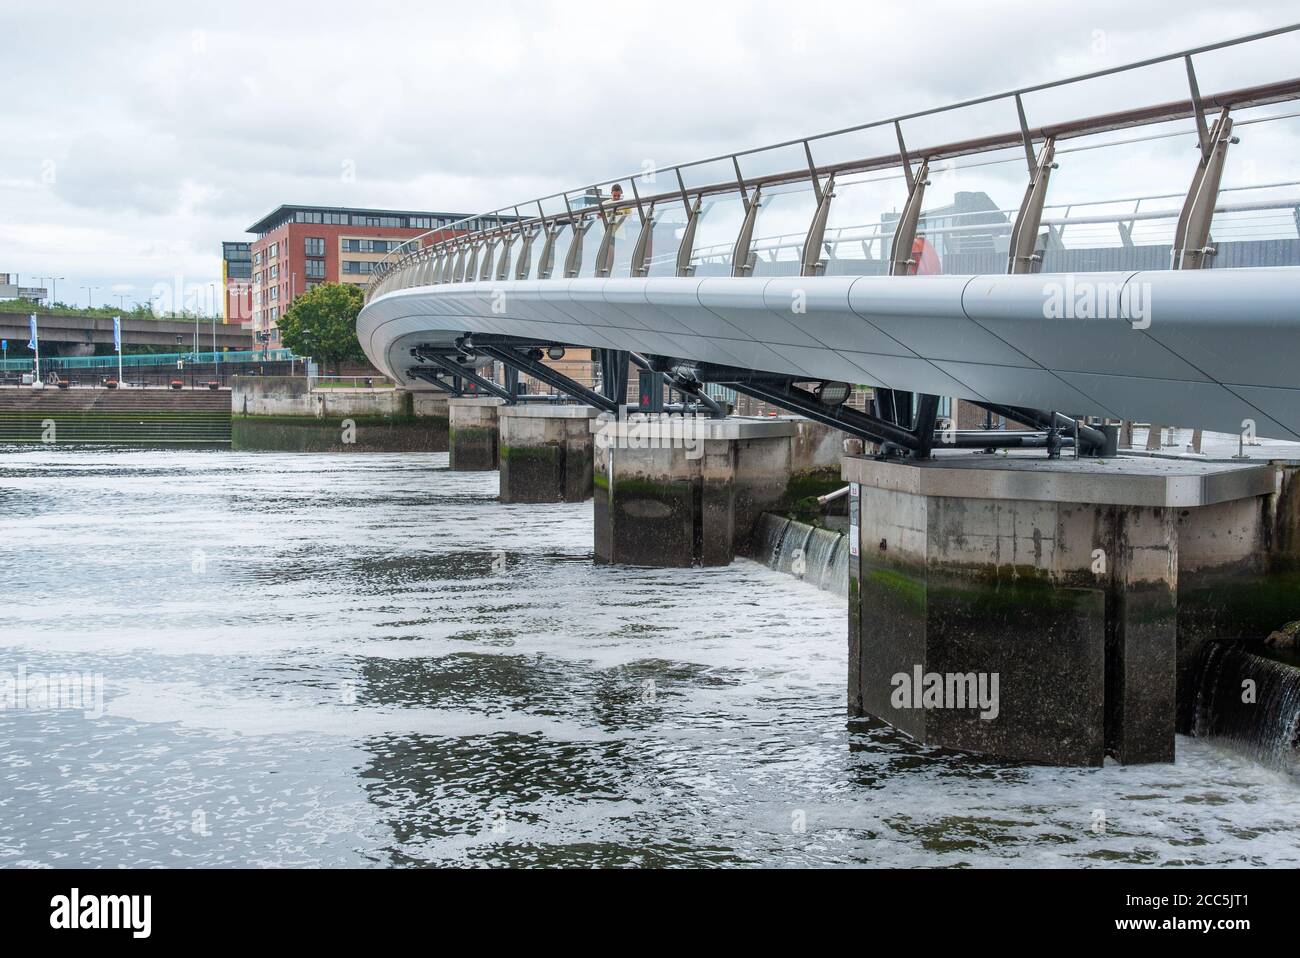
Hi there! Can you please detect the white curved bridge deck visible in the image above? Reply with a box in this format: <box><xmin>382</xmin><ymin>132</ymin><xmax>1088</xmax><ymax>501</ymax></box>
<box><xmin>359</xmin><ymin>266</ymin><xmax>1300</xmax><ymax>441</ymax></box>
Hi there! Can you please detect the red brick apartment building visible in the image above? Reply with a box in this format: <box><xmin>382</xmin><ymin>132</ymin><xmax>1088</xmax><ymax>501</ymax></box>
<box><xmin>242</xmin><ymin>205</ymin><xmax>494</xmax><ymax>345</ymax></box>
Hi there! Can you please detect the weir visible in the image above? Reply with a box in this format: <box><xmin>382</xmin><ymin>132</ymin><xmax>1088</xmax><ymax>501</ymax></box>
<box><xmin>751</xmin><ymin>514</ymin><xmax>850</xmax><ymax>595</ymax></box>
<box><xmin>1193</xmin><ymin>641</ymin><xmax>1300</xmax><ymax>774</ymax></box>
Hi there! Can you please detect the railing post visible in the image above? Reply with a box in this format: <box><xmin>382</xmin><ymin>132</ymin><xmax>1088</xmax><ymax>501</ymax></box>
<box><xmin>1171</xmin><ymin>107</ymin><xmax>1235</xmax><ymax>269</ymax></box>
<box><xmin>1007</xmin><ymin>136</ymin><xmax>1058</xmax><ymax>274</ymax></box>
<box><xmin>888</xmin><ymin>159</ymin><xmax>930</xmax><ymax>276</ymax></box>
<box><xmin>595</xmin><ymin>209</ymin><xmax>629</xmax><ymax>278</ymax></box>
<box><xmin>731</xmin><ymin>184</ymin><xmax>763</xmax><ymax>277</ymax></box>
<box><xmin>478</xmin><ymin>238</ymin><xmax>497</xmax><ymax>282</ymax></box>
<box><xmin>495</xmin><ymin>235</ymin><xmax>513</xmax><ymax>281</ymax></box>
<box><xmin>800</xmin><ymin>174</ymin><xmax>835</xmax><ymax>277</ymax></box>
<box><xmin>675</xmin><ymin>195</ymin><xmax>702</xmax><ymax>277</ymax></box>
<box><xmin>630</xmin><ymin>202</ymin><xmax>656</xmax><ymax>278</ymax></box>
<box><xmin>451</xmin><ymin>244</ymin><xmax>467</xmax><ymax>283</ymax></box>
<box><xmin>516</xmin><ymin>225</ymin><xmax>540</xmax><ymax>280</ymax></box>
<box><xmin>470</xmin><ymin>240</ymin><xmax>486</xmax><ymax>282</ymax></box>
<box><xmin>564</xmin><ymin>217</ymin><xmax>596</xmax><ymax>278</ymax></box>
<box><xmin>537</xmin><ymin>222</ymin><xmax>561</xmax><ymax>280</ymax></box>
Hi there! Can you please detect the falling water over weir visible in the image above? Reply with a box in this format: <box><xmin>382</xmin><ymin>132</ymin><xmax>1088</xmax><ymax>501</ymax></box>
<box><xmin>1194</xmin><ymin>642</ymin><xmax>1300</xmax><ymax>775</ymax></box>
<box><xmin>751</xmin><ymin>514</ymin><xmax>849</xmax><ymax>596</ymax></box>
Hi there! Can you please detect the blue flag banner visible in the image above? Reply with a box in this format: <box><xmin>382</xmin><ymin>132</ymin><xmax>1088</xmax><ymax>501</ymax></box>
<box><xmin>113</xmin><ymin>315</ymin><xmax>121</xmax><ymax>351</ymax></box>
<box><xmin>28</xmin><ymin>314</ymin><xmax>37</xmax><ymax>351</ymax></box>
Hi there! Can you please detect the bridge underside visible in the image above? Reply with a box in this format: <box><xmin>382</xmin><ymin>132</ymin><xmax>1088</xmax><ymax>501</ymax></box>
<box><xmin>359</xmin><ymin>268</ymin><xmax>1300</xmax><ymax>442</ymax></box>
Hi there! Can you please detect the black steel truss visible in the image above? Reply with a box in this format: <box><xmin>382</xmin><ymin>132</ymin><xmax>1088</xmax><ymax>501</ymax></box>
<box><xmin>476</xmin><ymin>343</ymin><xmax>619</xmax><ymax>412</ymax></box>
<box><xmin>408</xmin><ymin>336</ymin><xmax>1111</xmax><ymax>456</ymax></box>
<box><xmin>689</xmin><ymin>361</ymin><xmax>1107</xmax><ymax>457</ymax></box>
<box><xmin>411</xmin><ymin>347</ymin><xmax>515</xmax><ymax>402</ymax></box>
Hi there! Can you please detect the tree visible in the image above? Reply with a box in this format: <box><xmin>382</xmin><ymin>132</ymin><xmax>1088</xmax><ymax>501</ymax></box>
<box><xmin>277</xmin><ymin>282</ymin><xmax>366</xmax><ymax>373</ymax></box>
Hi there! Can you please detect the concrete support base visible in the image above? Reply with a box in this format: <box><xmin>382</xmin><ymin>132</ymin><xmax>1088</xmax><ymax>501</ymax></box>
<box><xmin>843</xmin><ymin>453</ymin><xmax>1279</xmax><ymax>767</ymax></box>
<box><xmin>447</xmin><ymin>398</ymin><xmax>504</xmax><ymax>471</ymax></box>
<box><xmin>592</xmin><ymin>416</ymin><xmax>843</xmax><ymax>567</ymax></box>
<box><xmin>498</xmin><ymin>405</ymin><xmax>599</xmax><ymax>503</ymax></box>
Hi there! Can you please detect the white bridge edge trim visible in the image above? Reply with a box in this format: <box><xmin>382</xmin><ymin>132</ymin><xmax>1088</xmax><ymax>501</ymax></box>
<box><xmin>357</xmin><ymin>266</ymin><xmax>1300</xmax><ymax>441</ymax></box>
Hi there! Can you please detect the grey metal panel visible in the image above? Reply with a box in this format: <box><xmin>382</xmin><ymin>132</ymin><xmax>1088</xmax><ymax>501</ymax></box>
<box><xmin>932</xmin><ymin>361</ymin><xmax>1121</xmax><ymax>418</ymax></box>
<box><xmin>602</xmin><ymin>280</ymin><xmax>699</xmax><ymax>336</ymax></box>
<box><xmin>959</xmin><ymin>273</ymin><xmax>1214</xmax><ymax>382</ymax></box>
<box><xmin>642</xmin><ymin>277</ymin><xmax>747</xmax><ymax>340</ymax></box>
<box><xmin>697</xmin><ymin>278</ymin><xmax>825</xmax><ymax>348</ymax></box>
<box><xmin>1225</xmin><ymin>385</ymin><xmax>1300</xmax><ymax>441</ymax></box>
<box><xmin>760</xmin><ymin>277</ymin><xmax>917</xmax><ymax>356</ymax></box>
<box><xmin>847</xmin><ymin>274</ymin><xmax>1027</xmax><ymax>365</ymax></box>
<box><xmin>841</xmin><ymin>353</ymin><xmax>984</xmax><ymax>397</ymax></box>
<box><xmin>1133</xmin><ymin>267</ymin><xmax>1300</xmax><ymax>389</ymax></box>
<box><xmin>1055</xmin><ymin>370</ymin><xmax>1300</xmax><ymax>441</ymax></box>
<box><xmin>776</xmin><ymin>344</ymin><xmax>899</xmax><ymax>387</ymax></box>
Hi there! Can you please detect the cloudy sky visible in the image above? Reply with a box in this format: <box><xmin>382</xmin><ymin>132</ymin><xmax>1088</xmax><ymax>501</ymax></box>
<box><xmin>1</xmin><ymin>0</ymin><xmax>1297</xmax><ymax>312</ymax></box>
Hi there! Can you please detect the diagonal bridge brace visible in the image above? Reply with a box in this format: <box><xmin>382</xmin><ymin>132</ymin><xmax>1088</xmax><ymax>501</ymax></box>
<box><xmin>411</xmin><ymin>346</ymin><xmax>515</xmax><ymax>402</ymax></box>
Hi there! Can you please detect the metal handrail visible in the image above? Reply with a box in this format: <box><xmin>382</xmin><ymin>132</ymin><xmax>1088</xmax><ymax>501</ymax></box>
<box><xmin>366</xmin><ymin>23</ymin><xmax>1300</xmax><ymax>296</ymax></box>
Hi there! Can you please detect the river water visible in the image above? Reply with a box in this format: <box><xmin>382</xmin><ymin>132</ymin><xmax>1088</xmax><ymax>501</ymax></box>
<box><xmin>1</xmin><ymin>449</ymin><xmax>1297</xmax><ymax>868</ymax></box>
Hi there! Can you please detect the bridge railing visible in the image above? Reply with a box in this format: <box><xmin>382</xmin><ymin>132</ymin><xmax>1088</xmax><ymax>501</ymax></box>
<box><xmin>0</xmin><ymin>349</ymin><xmax>297</xmax><ymax>372</ymax></box>
<box><xmin>365</xmin><ymin>23</ymin><xmax>1300</xmax><ymax>301</ymax></box>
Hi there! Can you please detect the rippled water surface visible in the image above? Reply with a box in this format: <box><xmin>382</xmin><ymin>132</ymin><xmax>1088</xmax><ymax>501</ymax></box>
<box><xmin>1</xmin><ymin>449</ymin><xmax>1298</xmax><ymax>868</ymax></box>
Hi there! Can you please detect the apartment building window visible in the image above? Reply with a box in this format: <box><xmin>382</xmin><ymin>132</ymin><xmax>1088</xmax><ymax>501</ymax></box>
<box><xmin>269</xmin><ymin>264</ymin><xmax>279</xmax><ymax>279</ymax></box>
<box><xmin>341</xmin><ymin>238</ymin><xmax>393</xmax><ymax>254</ymax></box>
<box><xmin>409</xmin><ymin>216</ymin><xmax>432</xmax><ymax>229</ymax></box>
<box><xmin>253</xmin><ymin>271</ymin><xmax>262</xmax><ymax>284</ymax></box>
<box><xmin>305</xmin><ymin>260</ymin><xmax>326</xmax><ymax>279</ymax></box>
<box><xmin>267</xmin><ymin>242</ymin><xmax>279</xmax><ymax>259</ymax></box>
<box><xmin>269</xmin><ymin>287</ymin><xmax>279</xmax><ymax>301</ymax></box>
<box><xmin>253</xmin><ymin>251</ymin><xmax>262</xmax><ymax>266</ymax></box>
<box><xmin>341</xmin><ymin>260</ymin><xmax>375</xmax><ymax>274</ymax></box>
<box><xmin>269</xmin><ymin>306</ymin><xmax>279</xmax><ymax>321</ymax></box>
<box><xmin>305</xmin><ymin>237</ymin><xmax>325</xmax><ymax>257</ymax></box>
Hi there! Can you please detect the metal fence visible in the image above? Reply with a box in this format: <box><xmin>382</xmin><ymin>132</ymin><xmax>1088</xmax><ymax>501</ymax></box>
<box><xmin>365</xmin><ymin>23</ymin><xmax>1300</xmax><ymax>298</ymax></box>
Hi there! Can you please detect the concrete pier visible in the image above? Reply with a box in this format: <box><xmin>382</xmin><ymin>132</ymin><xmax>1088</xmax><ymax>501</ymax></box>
<box><xmin>843</xmin><ymin>453</ymin><xmax>1285</xmax><ymax>766</ymax></box>
<box><xmin>498</xmin><ymin>404</ymin><xmax>599</xmax><ymax>503</ymax></box>
<box><xmin>447</xmin><ymin>397</ymin><xmax>504</xmax><ymax>471</ymax></box>
<box><xmin>593</xmin><ymin>415</ymin><xmax>842</xmax><ymax>567</ymax></box>
<box><xmin>412</xmin><ymin>393</ymin><xmax>450</xmax><ymax>451</ymax></box>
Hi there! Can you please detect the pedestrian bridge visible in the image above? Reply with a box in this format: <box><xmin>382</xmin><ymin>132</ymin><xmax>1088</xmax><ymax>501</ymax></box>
<box><xmin>360</xmin><ymin>25</ymin><xmax>1300</xmax><ymax>447</ymax></box>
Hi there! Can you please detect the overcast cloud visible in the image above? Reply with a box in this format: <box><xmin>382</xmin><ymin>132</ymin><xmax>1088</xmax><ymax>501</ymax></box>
<box><xmin>1</xmin><ymin>0</ymin><xmax>1297</xmax><ymax>310</ymax></box>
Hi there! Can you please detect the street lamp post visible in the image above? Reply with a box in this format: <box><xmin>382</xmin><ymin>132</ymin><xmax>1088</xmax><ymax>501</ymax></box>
<box><xmin>209</xmin><ymin>283</ymin><xmax>217</xmax><ymax>367</ymax></box>
<box><xmin>81</xmin><ymin>286</ymin><xmax>100</xmax><ymax>309</ymax></box>
<box><xmin>51</xmin><ymin>277</ymin><xmax>65</xmax><ymax>306</ymax></box>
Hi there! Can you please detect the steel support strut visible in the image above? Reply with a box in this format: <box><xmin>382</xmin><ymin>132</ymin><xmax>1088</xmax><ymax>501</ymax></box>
<box><xmin>412</xmin><ymin>348</ymin><xmax>514</xmax><ymax>402</ymax></box>
<box><xmin>477</xmin><ymin>344</ymin><xmax>619</xmax><ymax>413</ymax></box>
<box><xmin>406</xmin><ymin>367</ymin><xmax>457</xmax><ymax>393</ymax></box>
<box><xmin>598</xmin><ymin>349</ymin><xmax>630</xmax><ymax>407</ymax></box>
<box><xmin>975</xmin><ymin>403</ymin><xmax>1108</xmax><ymax>454</ymax></box>
<box><xmin>631</xmin><ymin>353</ymin><xmax>726</xmax><ymax>419</ymax></box>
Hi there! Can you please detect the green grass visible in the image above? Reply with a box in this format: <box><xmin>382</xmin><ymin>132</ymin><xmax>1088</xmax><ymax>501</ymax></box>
<box><xmin>0</xmin><ymin>299</ymin><xmax>208</xmax><ymax>322</ymax></box>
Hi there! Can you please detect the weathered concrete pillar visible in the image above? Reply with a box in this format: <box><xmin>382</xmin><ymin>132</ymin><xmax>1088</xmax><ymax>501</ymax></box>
<box><xmin>498</xmin><ymin>405</ymin><xmax>599</xmax><ymax>503</ymax></box>
<box><xmin>412</xmin><ymin>392</ymin><xmax>450</xmax><ymax>451</ymax></box>
<box><xmin>447</xmin><ymin>397</ymin><xmax>504</xmax><ymax>471</ymax></box>
<box><xmin>593</xmin><ymin>416</ymin><xmax>842</xmax><ymax>567</ymax></box>
<box><xmin>844</xmin><ymin>454</ymin><xmax>1276</xmax><ymax>766</ymax></box>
